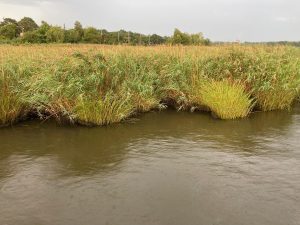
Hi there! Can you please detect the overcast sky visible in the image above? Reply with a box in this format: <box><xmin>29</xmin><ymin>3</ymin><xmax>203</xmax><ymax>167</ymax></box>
<box><xmin>0</xmin><ymin>0</ymin><xmax>299</xmax><ymax>41</ymax></box>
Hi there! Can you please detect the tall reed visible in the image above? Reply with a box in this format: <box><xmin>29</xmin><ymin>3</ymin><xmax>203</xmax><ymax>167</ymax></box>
<box><xmin>0</xmin><ymin>44</ymin><xmax>299</xmax><ymax>126</ymax></box>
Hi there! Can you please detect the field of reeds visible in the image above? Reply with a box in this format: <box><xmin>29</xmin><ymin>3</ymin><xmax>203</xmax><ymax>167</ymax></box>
<box><xmin>1</xmin><ymin>44</ymin><xmax>300</xmax><ymax>127</ymax></box>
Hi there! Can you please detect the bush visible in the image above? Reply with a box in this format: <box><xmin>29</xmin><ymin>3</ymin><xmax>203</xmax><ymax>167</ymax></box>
<box><xmin>83</xmin><ymin>27</ymin><xmax>100</xmax><ymax>43</ymax></box>
<box><xmin>22</xmin><ymin>30</ymin><xmax>43</xmax><ymax>43</ymax></box>
<box><xmin>46</xmin><ymin>26</ymin><xmax>65</xmax><ymax>43</ymax></box>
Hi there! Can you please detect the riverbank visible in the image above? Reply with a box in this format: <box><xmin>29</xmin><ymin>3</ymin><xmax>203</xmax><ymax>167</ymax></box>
<box><xmin>1</xmin><ymin>44</ymin><xmax>300</xmax><ymax>127</ymax></box>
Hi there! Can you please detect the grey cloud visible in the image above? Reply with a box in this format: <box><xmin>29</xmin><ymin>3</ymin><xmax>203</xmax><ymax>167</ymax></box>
<box><xmin>1</xmin><ymin>0</ymin><xmax>50</xmax><ymax>5</ymax></box>
<box><xmin>0</xmin><ymin>0</ymin><xmax>299</xmax><ymax>41</ymax></box>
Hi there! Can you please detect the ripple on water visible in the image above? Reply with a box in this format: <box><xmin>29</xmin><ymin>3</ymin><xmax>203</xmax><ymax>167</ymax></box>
<box><xmin>0</xmin><ymin>107</ymin><xmax>300</xmax><ymax>225</ymax></box>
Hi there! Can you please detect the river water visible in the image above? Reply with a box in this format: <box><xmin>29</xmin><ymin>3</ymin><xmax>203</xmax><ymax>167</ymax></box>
<box><xmin>0</xmin><ymin>106</ymin><xmax>300</xmax><ymax>225</ymax></box>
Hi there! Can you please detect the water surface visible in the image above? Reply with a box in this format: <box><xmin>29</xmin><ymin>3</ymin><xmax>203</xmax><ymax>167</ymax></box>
<box><xmin>1</xmin><ymin>107</ymin><xmax>300</xmax><ymax>225</ymax></box>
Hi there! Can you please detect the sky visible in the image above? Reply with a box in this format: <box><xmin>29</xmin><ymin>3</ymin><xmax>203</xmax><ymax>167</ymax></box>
<box><xmin>0</xmin><ymin>0</ymin><xmax>299</xmax><ymax>42</ymax></box>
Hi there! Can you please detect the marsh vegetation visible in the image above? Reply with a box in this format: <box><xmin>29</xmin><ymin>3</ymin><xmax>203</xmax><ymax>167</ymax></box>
<box><xmin>1</xmin><ymin>44</ymin><xmax>300</xmax><ymax>127</ymax></box>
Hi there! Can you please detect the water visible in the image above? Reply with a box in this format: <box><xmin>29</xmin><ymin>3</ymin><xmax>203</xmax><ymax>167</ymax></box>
<box><xmin>1</xmin><ymin>106</ymin><xmax>300</xmax><ymax>225</ymax></box>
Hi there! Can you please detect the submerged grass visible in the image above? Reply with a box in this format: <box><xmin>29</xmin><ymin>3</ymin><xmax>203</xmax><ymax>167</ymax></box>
<box><xmin>0</xmin><ymin>44</ymin><xmax>299</xmax><ymax>126</ymax></box>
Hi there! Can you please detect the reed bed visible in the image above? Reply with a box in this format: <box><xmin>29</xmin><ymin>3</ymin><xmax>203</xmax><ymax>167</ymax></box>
<box><xmin>0</xmin><ymin>44</ymin><xmax>299</xmax><ymax>127</ymax></box>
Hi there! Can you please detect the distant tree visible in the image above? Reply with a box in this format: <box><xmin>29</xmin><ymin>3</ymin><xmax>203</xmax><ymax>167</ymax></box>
<box><xmin>130</xmin><ymin>32</ymin><xmax>141</xmax><ymax>45</ymax></box>
<box><xmin>39</xmin><ymin>21</ymin><xmax>51</xmax><ymax>34</ymax></box>
<box><xmin>140</xmin><ymin>34</ymin><xmax>149</xmax><ymax>45</ymax></box>
<box><xmin>83</xmin><ymin>27</ymin><xmax>100</xmax><ymax>43</ymax></box>
<box><xmin>18</xmin><ymin>17</ymin><xmax>38</xmax><ymax>32</ymax></box>
<box><xmin>46</xmin><ymin>26</ymin><xmax>65</xmax><ymax>43</ymax></box>
<box><xmin>21</xmin><ymin>30</ymin><xmax>42</xmax><ymax>43</ymax></box>
<box><xmin>103</xmin><ymin>31</ymin><xmax>118</xmax><ymax>44</ymax></box>
<box><xmin>203</xmin><ymin>38</ymin><xmax>211</xmax><ymax>46</ymax></box>
<box><xmin>34</xmin><ymin>21</ymin><xmax>51</xmax><ymax>43</ymax></box>
<box><xmin>0</xmin><ymin>23</ymin><xmax>18</xmax><ymax>39</ymax></box>
<box><xmin>0</xmin><ymin>18</ymin><xmax>21</xmax><ymax>36</ymax></box>
<box><xmin>0</xmin><ymin>16</ymin><xmax>211</xmax><ymax>45</ymax></box>
<box><xmin>169</xmin><ymin>29</ymin><xmax>210</xmax><ymax>46</ymax></box>
<box><xmin>171</xmin><ymin>28</ymin><xmax>190</xmax><ymax>45</ymax></box>
<box><xmin>74</xmin><ymin>21</ymin><xmax>84</xmax><ymax>41</ymax></box>
<box><xmin>189</xmin><ymin>33</ymin><xmax>201</xmax><ymax>45</ymax></box>
<box><xmin>150</xmin><ymin>34</ymin><xmax>165</xmax><ymax>45</ymax></box>
<box><xmin>0</xmin><ymin>18</ymin><xmax>18</xmax><ymax>26</ymax></box>
<box><xmin>99</xmin><ymin>29</ymin><xmax>109</xmax><ymax>44</ymax></box>
<box><xmin>116</xmin><ymin>30</ymin><xmax>124</xmax><ymax>44</ymax></box>
<box><xmin>64</xmin><ymin>29</ymin><xmax>80</xmax><ymax>43</ymax></box>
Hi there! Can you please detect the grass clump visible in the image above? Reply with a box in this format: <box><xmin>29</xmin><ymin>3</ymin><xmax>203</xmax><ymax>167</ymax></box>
<box><xmin>0</xmin><ymin>66</ymin><xmax>26</xmax><ymax>126</ymax></box>
<box><xmin>74</xmin><ymin>93</ymin><xmax>134</xmax><ymax>126</ymax></box>
<box><xmin>255</xmin><ymin>88</ymin><xmax>297</xmax><ymax>111</ymax></box>
<box><xmin>0</xmin><ymin>89</ymin><xmax>24</xmax><ymax>126</ymax></box>
<box><xmin>195</xmin><ymin>80</ymin><xmax>253</xmax><ymax>119</ymax></box>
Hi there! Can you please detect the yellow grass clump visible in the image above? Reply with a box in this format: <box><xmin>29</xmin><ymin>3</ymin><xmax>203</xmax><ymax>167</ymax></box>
<box><xmin>196</xmin><ymin>80</ymin><xmax>254</xmax><ymax>119</ymax></box>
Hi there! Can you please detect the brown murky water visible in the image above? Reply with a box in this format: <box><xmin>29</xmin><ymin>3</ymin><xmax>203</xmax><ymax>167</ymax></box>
<box><xmin>0</xmin><ymin>106</ymin><xmax>300</xmax><ymax>225</ymax></box>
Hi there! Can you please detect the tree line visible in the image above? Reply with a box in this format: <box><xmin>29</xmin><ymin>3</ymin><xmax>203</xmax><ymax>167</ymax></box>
<box><xmin>0</xmin><ymin>17</ymin><xmax>210</xmax><ymax>45</ymax></box>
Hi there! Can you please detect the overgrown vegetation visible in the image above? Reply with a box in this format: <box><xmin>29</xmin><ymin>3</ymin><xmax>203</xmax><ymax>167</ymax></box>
<box><xmin>0</xmin><ymin>44</ymin><xmax>299</xmax><ymax>127</ymax></box>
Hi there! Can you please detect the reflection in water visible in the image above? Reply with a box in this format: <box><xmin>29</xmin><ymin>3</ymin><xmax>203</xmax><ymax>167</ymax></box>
<box><xmin>0</xmin><ymin>105</ymin><xmax>300</xmax><ymax>225</ymax></box>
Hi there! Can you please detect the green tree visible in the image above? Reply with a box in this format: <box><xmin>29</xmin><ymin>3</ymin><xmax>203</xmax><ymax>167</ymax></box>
<box><xmin>74</xmin><ymin>21</ymin><xmax>84</xmax><ymax>41</ymax></box>
<box><xmin>21</xmin><ymin>30</ymin><xmax>42</xmax><ymax>43</ymax></box>
<box><xmin>1</xmin><ymin>16</ymin><xmax>211</xmax><ymax>45</ymax></box>
<box><xmin>83</xmin><ymin>27</ymin><xmax>100</xmax><ymax>43</ymax></box>
<box><xmin>39</xmin><ymin>21</ymin><xmax>51</xmax><ymax>34</ymax></box>
<box><xmin>203</xmin><ymin>38</ymin><xmax>211</xmax><ymax>46</ymax></box>
<box><xmin>0</xmin><ymin>18</ymin><xmax>21</xmax><ymax>37</ymax></box>
<box><xmin>46</xmin><ymin>26</ymin><xmax>65</xmax><ymax>43</ymax></box>
<box><xmin>64</xmin><ymin>29</ymin><xmax>80</xmax><ymax>43</ymax></box>
<box><xmin>0</xmin><ymin>18</ymin><xmax>18</xmax><ymax>26</ymax></box>
<box><xmin>170</xmin><ymin>29</ymin><xmax>210</xmax><ymax>46</ymax></box>
<box><xmin>171</xmin><ymin>28</ymin><xmax>191</xmax><ymax>45</ymax></box>
<box><xmin>18</xmin><ymin>17</ymin><xmax>38</xmax><ymax>32</ymax></box>
<box><xmin>103</xmin><ymin>31</ymin><xmax>118</xmax><ymax>44</ymax></box>
<box><xmin>0</xmin><ymin>23</ymin><xmax>18</xmax><ymax>39</ymax></box>
<box><xmin>150</xmin><ymin>34</ymin><xmax>166</xmax><ymax>45</ymax></box>
<box><xmin>190</xmin><ymin>33</ymin><xmax>205</xmax><ymax>45</ymax></box>
<box><xmin>33</xmin><ymin>21</ymin><xmax>51</xmax><ymax>43</ymax></box>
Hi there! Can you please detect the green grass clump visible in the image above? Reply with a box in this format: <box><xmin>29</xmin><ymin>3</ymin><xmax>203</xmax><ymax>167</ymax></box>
<box><xmin>74</xmin><ymin>93</ymin><xmax>134</xmax><ymax>126</ymax></box>
<box><xmin>0</xmin><ymin>86</ymin><xmax>24</xmax><ymax>126</ymax></box>
<box><xmin>0</xmin><ymin>64</ymin><xmax>26</xmax><ymax>126</ymax></box>
<box><xmin>255</xmin><ymin>88</ymin><xmax>297</xmax><ymax>111</ymax></box>
<box><xmin>196</xmin><ymin>80</ymin><xmax>253</xmax><ymax>119</ymax></box>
